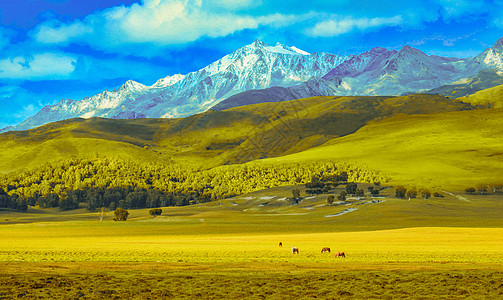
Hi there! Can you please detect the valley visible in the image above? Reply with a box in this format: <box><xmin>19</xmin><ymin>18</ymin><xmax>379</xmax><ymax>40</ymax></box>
<box><xmin>1</xmin><ymin>33</ymin><xmax>502</xmax><ymax>300</ymax></box>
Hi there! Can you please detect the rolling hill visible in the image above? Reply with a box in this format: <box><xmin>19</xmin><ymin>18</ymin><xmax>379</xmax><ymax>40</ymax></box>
<box><xmin>0</xmin><ymin>94</ymin><xmax>474</xmax><ymax>174</ymax></box>
<box><xmin>257</xmin><ymin>108</ymin><xmax>503</xmax><ymax>189</ymax></box>
<box><xmin>457</xmin><ymin>83</ymin><xmax>503</xmax><ymax>108</ymax></box>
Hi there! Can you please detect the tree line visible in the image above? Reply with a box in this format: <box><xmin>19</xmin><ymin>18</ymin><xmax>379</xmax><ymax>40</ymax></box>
<box><xmin>0</xmin><ymin>156</ymin><xmax>389</xmax><ymax>212</ymax></box>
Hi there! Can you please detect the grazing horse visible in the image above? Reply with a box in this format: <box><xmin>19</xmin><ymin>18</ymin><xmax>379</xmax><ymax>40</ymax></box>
<box><xmin>279</xmin><ymin>242</ymin><xmax>283</xmax><ymax>247</ymax></box>
<box><xmin>321</xmin><ymin>247</ymin><xmax>331</xmax><ymax>253</ymax></box>
<box><xmin>292</xmin><ymin>247</ymin><xmax>299</xmax><ymax>254</ymax></box>
<box><xmin>334</xmin><ymin>252</ymin><xmax>345</xmax><ymax>258</ymax></box>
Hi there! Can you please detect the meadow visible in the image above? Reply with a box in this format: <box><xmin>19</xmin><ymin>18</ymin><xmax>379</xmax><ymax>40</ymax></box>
<box><xmin>1</xmin><ymin>189</ymin><xmax>503</xmax><ymax>298</ymax></box>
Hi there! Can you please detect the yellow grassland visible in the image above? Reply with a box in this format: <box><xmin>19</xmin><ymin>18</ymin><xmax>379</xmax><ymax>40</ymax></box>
<box><xmin>256</xmin><ymin>108</ymin><xmax>503</xmax><ymax>189</ymax></box>
<box><xmin>459</xmin><ymin>83</ymin><xmax>503</xmax><ymax>108</ymax></box>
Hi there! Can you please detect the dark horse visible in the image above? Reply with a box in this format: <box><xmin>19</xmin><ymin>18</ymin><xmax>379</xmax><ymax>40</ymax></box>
<box><xmin>321</xmin><ymin>247</ymin><xmax>331</xmax><ymax>253</ymax></box>
<box><xmin>334</xmin><ymin>252</ymin><xmax>345</xmax><ymax>258</ymax></box>
<box><xmin>279</xmin><ymin>242</ymin><xmax>282</xmax><ymax>247</ymax></box>
<box><xmin>292</xmin><ymin>247</ymin><xmax>299</xmax><ymax>254</ymax></box>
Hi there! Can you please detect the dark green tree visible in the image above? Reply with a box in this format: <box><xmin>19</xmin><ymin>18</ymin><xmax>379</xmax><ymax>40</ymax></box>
<box><xmin>420</xmin><ymin>189</ymin><xmax>431</xmax><ymax>199</ymax></box>
<box><xmin>406</xmin><ymin>190</ymin><xmax>417</xmax><ymax>199</ymax></box>
<box><xmin>395</xmin><ymin>186</ymin><xmax>407</xmax><ymax>199</ymax></box>
<box><xmin>346</xmin><ymin>182</ymin><xmax>357</xmax><ymax>195</ymax></box>
<box><xmin>327</xmin><ymin>195</ymin><xmax>334</xmax><ymax>206</ymax></box>
<box><xmin>338</xmin><ymin>191</ymin><xmax>347</xmax><ymax>201</ymax></box>
<box><xmin>114</xmin><ymin>208</ymin><xmax>129</xmax><ymax>221</ymax></box>
<box><xmin>464</xmin><ymin>187</ymin><xmax>476</xmax><ymax>194</ymax></box>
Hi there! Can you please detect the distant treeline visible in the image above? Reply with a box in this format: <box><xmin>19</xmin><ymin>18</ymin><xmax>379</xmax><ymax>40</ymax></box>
<box><xmin>0</xmin><ymin>156</ymin><xmax>389</xmax><ymax>211</ymax></box>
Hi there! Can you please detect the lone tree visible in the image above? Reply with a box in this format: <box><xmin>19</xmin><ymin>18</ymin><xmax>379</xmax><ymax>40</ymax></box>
<box><xmin>327</xmin><ymin>195</ymin><xmax>334</xmax><ymax>206</ymax></box>
<box><xmin>291</xmin><ymin>188</ymin><xmax>301</xmax><ymax>205</ymax></box>
<box><xmin>149</xmin><ymin>208</ymin><xmax>162</xmax><ymax>217</ymax></box>
<box><xmin>338</xmin><ymin>191</ymin><xmax>347</xmax><ymax>201</ymax></box>
<box><xmin>420</xmin><ymin>189</ymin><xmax>431</xmax><ymax>199</ymax></box>
<box><xmin>395</xmin><ymin>186</ymin><xmax>407</xmax><ymax>199</ymax></box>
<box><xmin>114</xmin><ymin>208</ymin><xmax>129</xmax><ymax>221</ymax></box>
<box><xmin>406</xmin><ymin>190</ymin><xmax>417</xmax><ymax>200</ymax></box>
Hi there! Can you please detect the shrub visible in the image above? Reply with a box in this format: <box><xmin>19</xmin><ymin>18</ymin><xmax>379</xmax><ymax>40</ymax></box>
<box><xmin>476</xmin><ymin>184</ymin><xmax>487</xmax><ymax>194</ymax></box>
<box><xmin>327</xmin><ymin>195</ymin><xmax>334</xmax><ymax>206</ymax></box>
<box><xmin>406</xmin><ymin>190</ymin><xmax>417</xmax><ymax>199</ymax></box>
<box><xmin>149</xmin><ymin>208</ymin><xmax>162</xmax><ymax>217</ymax></box>
<box><xmin>464</xmin><ymin>187</ymin><xmax>476</xmax><ymax>194</ymax></box>
<box><xmin>395</xmin><ymin>186</ymin><xmax>407</xmax><ymax>199</ymax></box>
<box><xmin>420</xmin><ymin>189</ymin><xmax>431</xmax><ymax>199</ymax></box>
<box><xmin>433</xmin><ymin>192</ymin><xmax>444</xmax><ymax>198</ymax></box>
<box><xmin>338</xmin><ymin>191</ymin><xmax>347</xmax><ymax>201</ymax></box>
<box><xmin>355</xmin><ymin>188</ymin><xmax>364</xmax><ymax>197</ymax></box>
<box><xmin>114</xmin><ymin>208</ymin><xmax>129</xmax><ymax>221</ymax></box>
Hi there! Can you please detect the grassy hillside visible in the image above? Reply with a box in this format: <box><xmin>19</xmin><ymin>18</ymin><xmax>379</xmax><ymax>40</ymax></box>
<box><xmin>425</xmin><ymin>69</ymin><xmax>503</xmax><ymax>98</ymax></box>
<box><xmin>0</xmin><ymin>94</ymin><xmax>472</xmax><ymax>173</ymax></box>
<box><xmin>458</xmin><ymin>83</ymin><xmax>503</xmax><ymax>108</ymax></box>
<box><xmin>256</xmin><ymin>108</ymin><xmax>503</xmax><ymax>189</ymax></box>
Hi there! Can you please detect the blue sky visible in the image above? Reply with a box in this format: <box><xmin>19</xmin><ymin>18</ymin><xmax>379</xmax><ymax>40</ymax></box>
<box><xmin>1</xmin><ymin>0</ymin><xmax>502</xmax><ymax>128</ymax></box>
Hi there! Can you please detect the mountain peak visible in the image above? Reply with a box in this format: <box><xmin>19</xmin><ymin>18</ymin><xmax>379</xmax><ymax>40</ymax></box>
<box><xmin>118</xmin><ymin>80</ymin><xmax>147</xmax><ymax>93</ymax></box>
<box><xmin>494</xmin><ymin>37</ymin><xmax>503</xmax><ymax>48</ymax></box>
<box><xmin>369</xmin><ymin>47</ymin><xmax>389</xmax><ymax>54</ymax></box>
<box><xmin>251</xmin><ymin>39</ymin><xmax>268</xmax><ymax>48</ymax></box>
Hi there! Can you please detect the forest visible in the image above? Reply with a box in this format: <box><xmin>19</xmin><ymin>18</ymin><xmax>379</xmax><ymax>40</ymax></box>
<box><xmin>0</xmin><ymin>156</ymin><xmax>389</xmax><ymax>212</ymax></box>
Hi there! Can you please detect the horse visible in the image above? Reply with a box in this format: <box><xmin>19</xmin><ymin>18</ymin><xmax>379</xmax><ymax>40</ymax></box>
<box><xmin>321</xmin><ymin>247</ymin><xmax>331</xmax><ymax>253</ymax></box>
<box><xmin>334</xmin><ymin>252</ymin><xmax>345</xmax><ymax>258</ymax></box>
<box><xmin>292</xmin><ymin>247</ymin><xmax>299</xmax><ymax>254</ymax></box>
<box><xmin>279</xmin><ymin>242</ymin><xmax>283</xmax><ymax>247</ymax></box>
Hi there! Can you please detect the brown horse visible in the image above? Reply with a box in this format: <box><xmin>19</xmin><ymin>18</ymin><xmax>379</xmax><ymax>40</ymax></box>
<box><xmin>292</xmin><ymin>247</ymin><xmax>299</xmax><ymax>254</ymax></box>
<box><xmin>321</xmin><ymin>247</ymin><xmax>331</xmax><ymax>253</ymax></box>
<box><xmin>334</xmin><ymin>252</ymin><xmax>345</xmax><ymax>258</ymax></box>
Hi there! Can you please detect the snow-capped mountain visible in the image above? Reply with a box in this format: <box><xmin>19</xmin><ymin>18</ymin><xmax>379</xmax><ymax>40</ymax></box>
<box><xmin>327</xmin><ymin>38</ymin><xmax>503</xmax><ymax>96</ymax></box>
<box><xmin>4</xmin><ymin>40</ymin><xmax>348</xmax><ymax>132</ymax></box>
<box><xmin>466</xmin><ymin>37</ymin><xmax>503</xmax><ymax>73</ymax></box>
<box><xmin>4</xmin><ymin>37</ymin><xmax>503</xmax><ymax>133</ymax></box>
<box><xmin>325</xmin><ymin>46</ymin><xmax>465</xmax><ymax>95</ymax></box>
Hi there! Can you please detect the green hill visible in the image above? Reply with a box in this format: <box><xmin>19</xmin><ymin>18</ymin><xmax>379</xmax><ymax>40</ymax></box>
<box><xmin>256</xmin><ymin>108</ymin><xmax>503</xmax><ymax>189</ymax></box>
<box><xmin>0</xmin><ymin>94</ymin><xmax>473</xmax><ymax>173</ymax></box>
<box><xmin>458</xmin><ymin>83</ymin><xmax>503</xmax><ymax>108</ymax></box>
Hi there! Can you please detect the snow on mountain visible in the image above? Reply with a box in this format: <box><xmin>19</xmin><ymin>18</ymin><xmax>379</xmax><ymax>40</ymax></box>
<box><xmin>4</xmin><ymin>37</ymin><xmax>503</xmax><ymax>133</ymax></box>
<box><xmin>4</xmin><ymin>40</ymin><xmax>348</xmax><ymax>132</ymax></box>
<box><xmin>466</xmin><ymin>37</ymin><xmax>503</xmax><ymax>73</ymax></box>
<box><xmin>326</xmin><ymin>45</ymin><xmax>466</xmax><ymax>95</ymax></box>
<box><xmin>152</xmin><ymin>74</ymin><xmax>185</xmax><ymax>88</ymax></box>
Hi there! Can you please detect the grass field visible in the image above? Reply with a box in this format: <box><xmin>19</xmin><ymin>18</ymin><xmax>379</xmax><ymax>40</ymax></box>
<box><xmin>1</xmin><ymin>188</ymin><xmax>503</xmax><ymax>298</ymax></box>
<box><xmin>257</xmin><ymin>108</ymin><xmax>503</xmax><ymax>189</ymax></box>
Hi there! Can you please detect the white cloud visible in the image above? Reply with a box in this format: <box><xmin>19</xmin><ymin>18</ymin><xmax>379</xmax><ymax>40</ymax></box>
<box><xmin>0</xmin><ymin>53</ymin><xmax>77</xmax><ymax>79</ymax></box>
<box><xmin>33</xmin><ymin>20</ymin><xmax>93</xmax><ymax>44</ymax></box>
<box><xmin>30</xmin><ymin>0</ymin><xmax>298</xmax><ymax>52</ymax></box>
<box><xmin>211</xmin><ymin>0</ymin><xmax>261</xmax><ymax>10</ymax></box>
<box><xmin>306</xmin><ymin>15</ymin><xmax>403</xmax><ymax>37</ymax></box>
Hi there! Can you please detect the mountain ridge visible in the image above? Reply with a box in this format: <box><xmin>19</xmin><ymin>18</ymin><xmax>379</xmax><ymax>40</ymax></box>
<box><xmin>4</xmin><ymin>37</ymin><xmax>503</xmax><ymax>133</ymax></box>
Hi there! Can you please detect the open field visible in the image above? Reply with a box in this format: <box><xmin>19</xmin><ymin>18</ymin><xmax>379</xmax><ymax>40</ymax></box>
<box><xmin>1</xmin><ymin>189</ymin><xmax>503</xmax><ymax>298</ymax></box>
